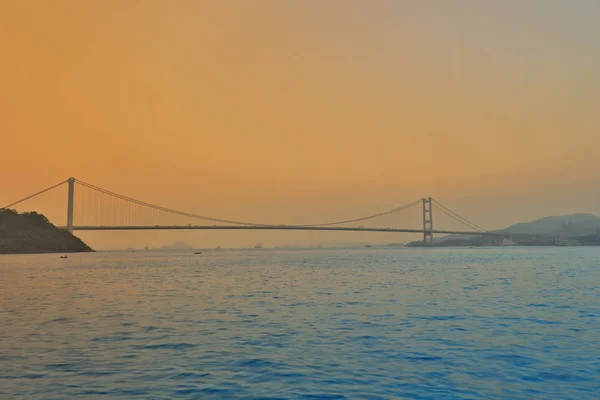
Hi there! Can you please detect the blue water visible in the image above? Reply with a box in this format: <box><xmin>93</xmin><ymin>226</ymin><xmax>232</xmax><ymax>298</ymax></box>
<box><xmin>1</xmin><ymin>247</ymin><xmax>599</xmax><ymax>399</ymax></box>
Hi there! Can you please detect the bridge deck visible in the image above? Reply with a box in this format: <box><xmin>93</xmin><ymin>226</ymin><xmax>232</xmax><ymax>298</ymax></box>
<box><xmin>63</xmin><ymin>225</ymin><xmax>506</xmax><ymax>236</ymax></box>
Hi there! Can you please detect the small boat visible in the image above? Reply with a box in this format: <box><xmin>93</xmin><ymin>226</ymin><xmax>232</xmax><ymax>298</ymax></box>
<box><xmin>365</xmin><ymin>245</ymin><xmax>372</xmax><ymax>248</ymax></box>
<box><xmin>60</xmin><ymin>255</ymin><xmax>68</xmax><ymax>259</ymax></box>
<box><xmin>194</xmin><ymin>252</ymin><xmax>202</xmax><ymax>255</ymax></box>
<box><xmin>254</xmin><ymin>243</ymin><xmax>262</xmax><ymax>249</ymax></box>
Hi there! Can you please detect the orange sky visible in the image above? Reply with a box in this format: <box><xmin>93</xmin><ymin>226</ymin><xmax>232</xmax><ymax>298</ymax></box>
<box><xmin>1</xmin><ymin>1</ymin><xmax>599</xmax><ymax>248</ymax></box>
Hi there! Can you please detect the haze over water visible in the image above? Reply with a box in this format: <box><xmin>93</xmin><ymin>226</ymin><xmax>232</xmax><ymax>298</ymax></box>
<box><xmin>1</xmin><ymin>248</ymin><xmax>598</xmax><ymax>399</ymax></box>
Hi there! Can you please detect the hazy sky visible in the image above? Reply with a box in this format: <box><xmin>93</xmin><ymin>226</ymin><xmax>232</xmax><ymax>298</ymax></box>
<box><xmin>1</xmin><ymin>1</ymin><xmax>599</xmax><ymax>248</ymax></box>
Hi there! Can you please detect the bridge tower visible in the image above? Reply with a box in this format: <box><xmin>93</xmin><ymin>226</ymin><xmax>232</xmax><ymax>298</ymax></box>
<box><xmin>67</xmin><ymin>177</ymin><xmax>75</xmax><ymax>233</ymax></box>
<box><xmin>422</xmin><ymin>197</ymin><xmax>433</xmax><ymax>245</ymax></box>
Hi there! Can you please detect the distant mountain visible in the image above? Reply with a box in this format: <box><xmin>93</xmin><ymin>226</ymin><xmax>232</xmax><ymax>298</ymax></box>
<box><xmin>415</xmin><ymin>213</ymin><xmax>600</xmax><ymax>247</ymax></box>
<box><xmin>437</xmin><ymin>213</ymin><xmax>600</xmax><ymax>240</ymax></box>
<box><xmin>159</xmin><ymin>241</ymin><xmax>194</xmax><ymax>250</ymax></box>
<box><xmin>500</xmin><ymin>213</ymin><xmax>600</xmax><ymax>237</ymax></box>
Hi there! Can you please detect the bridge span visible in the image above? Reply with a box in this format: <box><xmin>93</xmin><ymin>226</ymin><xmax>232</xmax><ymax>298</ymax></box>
<box><xmin>4</xmin><ymin>177</ymin><xmax>525</xmax><ymax>245</ymax></box>
<box><xmin>65</xmin><ymin>225</ymin><xmax>506</xmax><ymax>237</ymax></box>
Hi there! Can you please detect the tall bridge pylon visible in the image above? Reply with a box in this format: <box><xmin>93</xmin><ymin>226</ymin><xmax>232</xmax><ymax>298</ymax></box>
<box><xmin>2</xmin><ymin>177</ymin><xmax>492</xmax><ymax>244</ymax></box>
<box><xmin>422</xmin><ymin>197</ymin><xmax>434</xmax><ymax>245</ymax></box>
<box><xmin>67</xmin><ymin>177</ymin><xmax>75</xmax><ymax>233</ymax></box>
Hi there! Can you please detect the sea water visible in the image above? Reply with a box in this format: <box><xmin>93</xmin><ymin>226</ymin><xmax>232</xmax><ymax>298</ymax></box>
<box><xmin>1</xmin><ymin>247</ymin><xmax>598</xmax><ymax>399</ymax></box>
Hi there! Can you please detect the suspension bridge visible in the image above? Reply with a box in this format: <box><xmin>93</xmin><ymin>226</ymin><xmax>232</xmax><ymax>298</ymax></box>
<box><xmin>2</xmin><ymin>177</ymin><xmax>512</xmax><ymax>245</ymax></box>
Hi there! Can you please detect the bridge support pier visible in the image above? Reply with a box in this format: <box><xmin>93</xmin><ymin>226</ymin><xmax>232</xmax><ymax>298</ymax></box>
<box><xmin>422</xmin><ymin>197</ymin><xmax>433</xmax><ymax>245</ymax></box>
<box><xmin>67</xmin><ymin>177</ymin><xmax>75</xmax><ymax>233</ymax></box>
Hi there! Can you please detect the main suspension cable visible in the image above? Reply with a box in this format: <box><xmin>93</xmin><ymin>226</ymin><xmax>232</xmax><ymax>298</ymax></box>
<box><xmin>432</xmin><ymin>199</ymin><xmax>486</xmax><ymax>232</ymax></box>
<box><xmin>2</xmin><ymin>180</ymin><xmax>68</xmax><ymax>209</ymax></box>
<box><xmin>75</xmin><ymin>179</ymin><xmax>421</xmax><ymax>227</ymax></box>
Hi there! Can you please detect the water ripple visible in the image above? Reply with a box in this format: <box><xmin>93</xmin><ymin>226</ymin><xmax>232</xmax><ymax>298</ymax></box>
<box><xmin>1</xmin><ymin>248</ymin><xmax>599</xmax><ymax>399</ymax></box>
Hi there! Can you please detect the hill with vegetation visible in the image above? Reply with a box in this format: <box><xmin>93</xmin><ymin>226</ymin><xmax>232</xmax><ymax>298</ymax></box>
<box><xmin>0</xmin><ymin>209</ymin><xmax>93</xmax><ymax>254</ymax></box>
